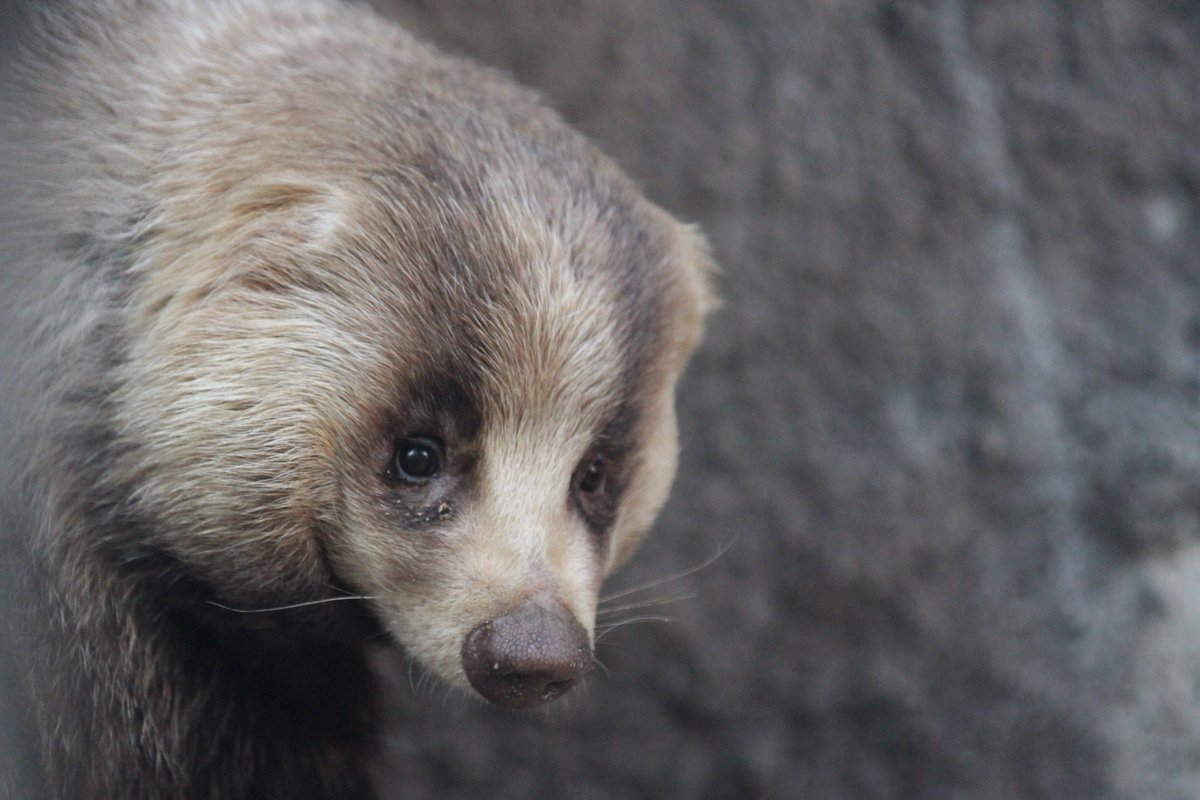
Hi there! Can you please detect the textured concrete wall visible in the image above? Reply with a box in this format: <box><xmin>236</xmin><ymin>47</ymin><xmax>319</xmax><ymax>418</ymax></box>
<box><xmin>369</xmin><ymin>1</ymin><xmax>1200</xmax><ymax>798</ymax></box>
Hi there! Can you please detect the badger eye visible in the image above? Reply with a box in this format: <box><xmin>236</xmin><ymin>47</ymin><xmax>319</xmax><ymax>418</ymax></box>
<box><xmin>392</xmin><ymin>437</ymin><xmax>443</xmax><ymax>482</ymax></box>
<box><xmin>571</xmin><ymin>453</ymin><xmax>620</xmax><ymax>531</ymax></box>
<box><xmin>576</xmin><ymin>457</ymin><xmax>607</xmax><ymax>495</ymax></box>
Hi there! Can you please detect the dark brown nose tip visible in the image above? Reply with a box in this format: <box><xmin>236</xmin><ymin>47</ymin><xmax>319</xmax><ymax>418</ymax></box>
<box><xmin>461</xmin><ymin>599</ymin><xmax>593</xmax><ymax>709</ymax></box>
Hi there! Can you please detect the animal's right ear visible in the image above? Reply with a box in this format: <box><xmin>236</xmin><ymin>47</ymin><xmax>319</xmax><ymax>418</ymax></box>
<box><xmin>668</xmin><ymin>222</ymin><xmax>720</xmax><ymax>369</ymax></box>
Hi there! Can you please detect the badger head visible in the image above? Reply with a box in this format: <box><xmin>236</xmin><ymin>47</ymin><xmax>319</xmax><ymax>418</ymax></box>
<box><xmin>111</xmin><ymin>47</ymin><xmax>714</xmax><ymax>708</ymax></box>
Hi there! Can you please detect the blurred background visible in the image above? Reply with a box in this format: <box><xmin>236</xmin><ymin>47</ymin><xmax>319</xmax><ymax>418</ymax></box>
<box><xmin>367</xmin><ymin>1</ymin><xmax>1200</xmax><ymax>798</ymax></box>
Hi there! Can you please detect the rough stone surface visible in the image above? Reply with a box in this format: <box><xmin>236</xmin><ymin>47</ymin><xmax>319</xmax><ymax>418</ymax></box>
<box><xmin>367</xmin><ymin>1</ymin><xmax>1200</xmax><ymax>798</ymax></box>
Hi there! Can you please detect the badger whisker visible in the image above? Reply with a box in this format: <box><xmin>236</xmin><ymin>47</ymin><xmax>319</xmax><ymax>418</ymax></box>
<box><xmin>596</xmin><ymin>593</ymin><xmax>696</xmax><ymax>618</ymax></box>
<box><xmin>594</xmin><ymin>615</ymin><xmax>674</xmax><ymax>643</ymax></box>
<box><xmin>408</xmin><ymin>660</ymin><xmax>437</xmax><ymax>698</ymax></box>
<box><xmin>205</xmin><ymin>595</ymin><xmax>377</xmax><ymax>614</ymax></box>
<box><xmin>599</xmin><ymin>537</ymin><xmax>737</xmax><ymax>605</ymax></box>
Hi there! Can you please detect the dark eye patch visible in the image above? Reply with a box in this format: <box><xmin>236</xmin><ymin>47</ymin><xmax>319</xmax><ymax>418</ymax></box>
<box><xmin>401</xmin><ymin>368</ymin><xmax>483</xmax><ymax>446</ymax></box>
<box><xmin>570</xmin><ymin>404</ymin><xmax>639</xmax><ymax>537</ymax></box>
<box><xmin>373</xmin><ymin>366</ymin><xmax>483</xmax><ymax>529</ymax></box>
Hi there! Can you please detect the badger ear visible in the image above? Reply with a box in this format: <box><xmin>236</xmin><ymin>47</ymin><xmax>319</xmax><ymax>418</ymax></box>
<box><xmin>667</xmin><ymin>222</ymin><xmax>719</xmax><ymax>368</ymax></box>
<box><xmin>222</xmin><ymin>175</ymin><xmax>350</xmax><ymax>266</ymax></box>
<box><xmin>215</xmin><ymin>178</ymin><xmax>351</xmax><ymax>292</ymax></box>
<box><xmin>678</xmin><ymin>223</ymin><xmax>720</xmax><ymax>315</ymax></box>
<box><xmin>132</xmin><ymin>176</ymin><xmax>351</xmax><ymax>322</ymax></box>
<box><xmin>224</xmin><ymin>178</ymin><xmax>348</xmax><ymax>251</ymax></box>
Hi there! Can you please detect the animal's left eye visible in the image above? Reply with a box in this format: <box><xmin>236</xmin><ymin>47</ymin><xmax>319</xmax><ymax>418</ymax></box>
<box><xmin>576</xmin><ymin>457</ymin><xmax>607</xmax><ymax>495</ymax></box>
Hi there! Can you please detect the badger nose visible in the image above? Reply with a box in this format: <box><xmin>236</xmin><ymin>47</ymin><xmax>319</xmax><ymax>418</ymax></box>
<box><xmin>461</xmin><ymin>599</ymin><xmax>593</xmax><ymax>709</ymax></box>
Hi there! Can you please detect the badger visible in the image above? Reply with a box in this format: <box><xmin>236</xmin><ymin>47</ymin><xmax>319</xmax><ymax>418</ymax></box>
<box><xmin>0</xmin><ymin>1</ymin><xmax>714</xmax><ymax>797</ymax></box>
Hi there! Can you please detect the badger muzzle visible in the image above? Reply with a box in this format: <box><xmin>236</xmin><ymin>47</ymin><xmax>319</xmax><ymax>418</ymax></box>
<box><xmin>461</xmin><ymin>598</ymin><xmax>594</xmax><ymax>709</ymax></box>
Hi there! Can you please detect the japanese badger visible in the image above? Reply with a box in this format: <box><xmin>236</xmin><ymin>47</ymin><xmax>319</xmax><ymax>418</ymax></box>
<box><xmin>0</xmin><ymin>0</ymin><xmax>714</xmax><ymax>797</ymax></box>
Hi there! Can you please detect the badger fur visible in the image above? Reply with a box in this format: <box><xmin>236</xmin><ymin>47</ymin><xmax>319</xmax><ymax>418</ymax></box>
<box><xmin>0</xmin><ymin>1</ymin><xmax>714</xmax><ymax>796</ymax></box>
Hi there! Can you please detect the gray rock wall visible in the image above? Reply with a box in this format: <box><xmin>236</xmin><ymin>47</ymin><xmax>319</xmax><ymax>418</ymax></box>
<box><xmin>370</xmin><ymin>1</ymin><xmax>1200</xmax><ymax>798</ymax></box>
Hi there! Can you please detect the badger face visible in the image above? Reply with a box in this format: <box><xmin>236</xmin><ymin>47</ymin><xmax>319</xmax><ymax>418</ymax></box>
<box><xmin>113</xmin><ymin>124</ymin><xmax>713</xmax><ymax>707</ymax></box>
<box><xmin>333</xmin><ymin>239</ymin><xmax>686</xmax><ymax>706</ymax></box>
<box><xmin>327</xmin><ymin>174</ymin><xmax>712</xmax><ymax>708</ymax></box>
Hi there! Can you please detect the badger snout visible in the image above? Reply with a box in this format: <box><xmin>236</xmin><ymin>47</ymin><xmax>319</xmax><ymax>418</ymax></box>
<box><xmin>461</xmin><ymin>599</ymin><xmax>594</xmax><ymax>709</ymax></box>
